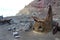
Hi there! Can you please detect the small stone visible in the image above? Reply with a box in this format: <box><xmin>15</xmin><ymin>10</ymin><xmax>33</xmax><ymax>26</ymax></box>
<box><xmin>15</xmin><ymin>36</ymin><xmax>20</xmax><ymax>39</ymax></box>
<box><xmin>13</xmin><ymin>32</ymin><xmax>19</xmax><ymax>36</ymax></box>
<box><xmin>8</xmin><ymin>28</ymin><xmax>12</xmax><ymax>31</ymax></box>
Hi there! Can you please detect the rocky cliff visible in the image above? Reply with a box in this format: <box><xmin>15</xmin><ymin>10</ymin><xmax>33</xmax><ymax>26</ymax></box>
<box><xmin>16</xmin><ymin>0</ymin><xmax>60</xmax><ymax>19</ymax></box>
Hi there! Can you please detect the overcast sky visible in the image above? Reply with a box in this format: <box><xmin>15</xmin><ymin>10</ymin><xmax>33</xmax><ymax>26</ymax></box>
<box><xmin>0</xmin><ymin>0</ymin><xmax>33</xmax><ymax>17</ymax></box>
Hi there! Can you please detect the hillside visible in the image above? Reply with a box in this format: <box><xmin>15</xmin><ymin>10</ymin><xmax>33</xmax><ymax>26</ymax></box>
<box><xmin>16</xmin><ymin>0</ymin><xmax>60</xmax><ymax>17</ymax></box>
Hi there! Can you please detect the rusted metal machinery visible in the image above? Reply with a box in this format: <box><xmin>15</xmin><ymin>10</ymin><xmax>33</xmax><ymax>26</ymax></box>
<box><xmin>32</xmin><ymin>5</ymin><xmax>60</xmax><ymax>34</ymax></box>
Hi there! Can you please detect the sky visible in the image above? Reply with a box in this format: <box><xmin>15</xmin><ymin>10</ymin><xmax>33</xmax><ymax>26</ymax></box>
<box><xmin>0</xmin><ymin>0</ymin><xmax>33</xmax><ymax>17</ymax></box>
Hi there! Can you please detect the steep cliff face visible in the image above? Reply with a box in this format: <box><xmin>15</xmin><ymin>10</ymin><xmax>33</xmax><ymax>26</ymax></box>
<box><xmin>16</xmin><ymin>0</ymin><xmax>60</xmax><ymax>17</ymax></box>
